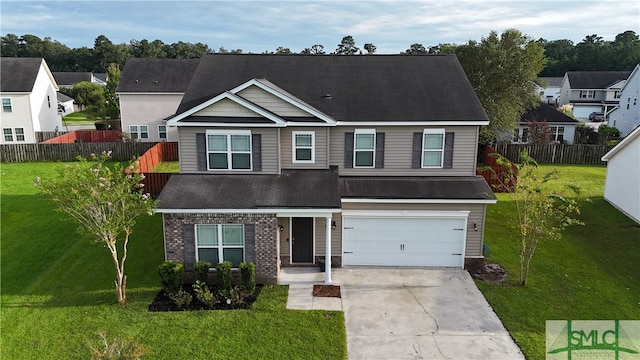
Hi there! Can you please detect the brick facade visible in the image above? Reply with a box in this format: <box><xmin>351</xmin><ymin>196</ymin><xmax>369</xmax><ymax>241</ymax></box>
<box><xmin>163</xmin><ymin>213</ymin><xmax>279</xmax><ymax>284</ymax></box>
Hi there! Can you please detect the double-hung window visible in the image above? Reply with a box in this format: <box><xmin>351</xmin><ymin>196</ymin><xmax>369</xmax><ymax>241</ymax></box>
<box><xmin>354</xmin><ymin>129</ymin><xmax>375</xmax><ymax>168</ymax></box>
<box><xmin>129</xmin><ymin>125</ymin><xmax>149</xmax><ymax>139</ymax></box>
<box><xmin>422</xmin><ymin>129</ymin><xmax>445</xmax><ymax>168</ymax></box>
<box><xmin>158</xmin><ymin>125</ymin><xmax>167</xmax><ymax>139</ymax></box>
<box><xmin>3</xmin><ymin>128</ymin><xmax>13</xmax><ymax>142</ymax></box>
<box><xmin>14</xmin><ymin>128</ymin><xmax>25</xmax><ymax>142</ymax></box>
<box><xmin>579</xmin><ymin>90</ymin><xmax>595</xmax><ymax>99</ymax></box>
<box><xmin>550</xmin><ymin>126</ymin><xmax>565</xmax><ymax>142</ymax></box>
<box><xmin>292</xmin><ymin>131</ymin><xmax>314</xmax><ymax>163</ymax></box>
<box><xmin>2</xmin><ymin>98</ymin><xmax>12</xmax><ymax>112</ymax></box>
<box><xmin>207</xmin><ymin>130</ymin><xmax>252</xmax><ymax>170</ymax></box>
<box><xmin>196</xmin><ymin>224</ymin><xmax>245</xmax><ymax>267</ymax></box>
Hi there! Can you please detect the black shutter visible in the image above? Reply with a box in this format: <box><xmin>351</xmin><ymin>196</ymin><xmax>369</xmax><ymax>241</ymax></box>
<box><xmin>344</xmin><ymin>132</ymin><xmax>354</xmax><ymax>168</ymax></box>
<box><xmin>375</xmin><ymin>132</ymin><xmax>385</xmax><ymax>168</ymax></box>
<box><xmin>183</xmin><ymin>224</ymin><xmax>196</xmax><ymax>271</ymax></box>
<box><xmin>196</xmin><ymin>133</ymin><xmax>207</xmax><ymax>171</ymax></box>
<box><xmin>411</xmin><ymin>132</ymin><xmax>422</xmax><ymax>168</ymax></box>
<box><xmin>444</xmin><ymin>132</ymin><xmax>454</xmax><ymax>169</ymax></box>
<box><xmin>252</xmin><ymin>134</ymin><xmax>262</xmax><ymax>172</ymax></box>
<box><xmin>244</xmin><ymin>224</ymin><xmax>255</xmax><ymax>263</ymax></box>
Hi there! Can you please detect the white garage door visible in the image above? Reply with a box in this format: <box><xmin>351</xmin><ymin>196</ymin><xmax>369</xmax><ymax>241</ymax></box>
<box><xmin>342</xmin><ymin>216</ymin><xmax>466</xmax><ymax>267</ymax></box>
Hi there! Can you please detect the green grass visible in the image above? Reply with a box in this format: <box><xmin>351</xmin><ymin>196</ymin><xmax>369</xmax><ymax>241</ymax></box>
<box><xmin>1</xmin><ymin>162</ymin><xmax>346</xmax><ymax>359</ymax></box>
<box><xmin>151</xmin><ymin>161</ymin><xmax>180</xmax><ymax>173</ymax></box>
<box><xmin>62</xmin><ymin>111</ymin><xmax>94</xmax><ymax>125</ymax></box>
<box><xmin>478</xmin><ymin>164</ymin><xmax>640</xmax><ymax>360</ymax></box>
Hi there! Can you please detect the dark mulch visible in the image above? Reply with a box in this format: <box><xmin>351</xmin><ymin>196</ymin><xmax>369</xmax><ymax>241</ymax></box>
<box><xmin>471</xmin><ymin>263</ymin><xmax>508</xmax><ymax>283</ymax></box>
<box><xmin>313</xmin><ymin>284</ymin><xmax>341</xmax><ymax>298</ymax></box>
<box><xmin>148</xmin><ymin>285</ymin><xmax>263</xmax><ymax>312</ymax></box>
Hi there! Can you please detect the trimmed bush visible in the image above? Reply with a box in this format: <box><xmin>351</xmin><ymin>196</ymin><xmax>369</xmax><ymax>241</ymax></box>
<box><xmin>240</xmin><ymin>262</ymin><xmax>256</xmax><ymax>292</ymax></box>
<box><xmin>216</xmin><ymin>261</ymin><xmax>232</xmax><ymax>293</ymax></box>
<box><xmin>158</xmin><ymin>260</ymin><xmax>183</xmax><ymax>295</ymax></box>
<box><xmin>193</xmin><ymin>261</ymin><xmax>212</xmax><ymax>284</ymax></box>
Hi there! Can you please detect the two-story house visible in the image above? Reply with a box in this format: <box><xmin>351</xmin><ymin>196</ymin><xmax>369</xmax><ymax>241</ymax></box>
<box><xmin>117</xmin><ymin>58</ymin><xmax>200</xmax><ymax>142</ymax></box>
<box><xmin>608</xmin><ymin>64</ymin><xmax>640</xmax><ymax>136</ymax></box>
<box><xmin>558</xmin><ymin>70</ymin><xmax>631</xmax><ymax>123</ymax></box>
<box><xmin>537</xmin><ymin>77</ymin><xmax>563</xmax><ymax>105</ymax></box>
<box><xmin>155</xmin><ymin>54</ymin><xmax>496</xmax><ymax>284</ymax></box>
<box><xmin>0</xmin><ymin>57</ymin><xmax>62</xmax><ymax>144</ymax></box>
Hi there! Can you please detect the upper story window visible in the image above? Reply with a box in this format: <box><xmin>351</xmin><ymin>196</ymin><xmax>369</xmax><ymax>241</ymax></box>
<box><xmin>292</xmin><ymin>131</ymin><xmax>315</xmax><ymax>163</ymax></box>
<box><xmin>129</xmin><ymin>125</ymin><xmax>149</xmax><ymax>139</ymax></box>
<box><xmin>354</xmin><ymin>129</ymin><xmax>376</xmax><ymax>168</ymax></box>
<box><xmin>422</xmin><ymin>129</ymin><xmax>445</xmax><ymax>168</ymax></box>
<box><xmin>2</xmin><ymin>98</ymin><xmax>12</xmax><ymax>112</ymax></box>
<box><xmin>579</xmin><ymin>90</ymin><xmax>595</xmax><ymax>99</ymax></box>
<box><xmin>158</xmin><ymin>125</ymin><xmax>167</xmax><ymax>139</ymax></box>
<box><xmin>196</xmin><ymin>224</ymin><xmax>245</xmax><ymax>267</ymax></box>
<box><xmin>207</xmin><ymin>130</ymin><xmax>252</xmax><ymax>170</ymax></box>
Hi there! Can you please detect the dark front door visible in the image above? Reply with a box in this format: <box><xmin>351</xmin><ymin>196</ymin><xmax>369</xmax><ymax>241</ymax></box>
<box><xmin>292</xmin><ymin>217</ymin><xmax>313</xmax><ymax>263</ymax></box>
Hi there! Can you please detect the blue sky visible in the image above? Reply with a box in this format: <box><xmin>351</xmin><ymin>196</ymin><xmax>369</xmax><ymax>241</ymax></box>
<box><xmin>1</xmin><ymin>1</ymin><xmax>639</xmax><ymax>53</ymax></box>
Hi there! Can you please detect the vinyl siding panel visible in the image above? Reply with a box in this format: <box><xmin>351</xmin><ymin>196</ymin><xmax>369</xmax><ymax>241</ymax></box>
<box><xmin>178</xmin><ymin>127</ymin><xmax>279</xmax><ymax>174</ymax></box>
<box><xmin>237</xmin><ymin>86</ymin><xmax>311</xmax><ymax>117</ymax></box>
<box><xmin>119</xmin><ymin>93</ymin><xmax>183</xmax><ymax>142</ymax></box>
<box><xmin>330</xmin><ymin>126</ymin><xmax>478</xmax><ymax>176</ymax></box>
<box><xmin>280</xmin><ymin>127</ymin><xmax>329</xmax><ymax>169</ymax></box>
<box><xmin>603</xmin><ymin>138</ymin><xmax>640</xmax><ymax>223</ymax></box>
<box><xmin>315</xmin><ymin>216</ymin><xmax>342</xmax><ymax>257</ymax></box>
<box><xmin>0</xmin><ymin>94</ymin><xmax>35</xmax><ymax>143</ymax></box>
<box><xmin>193</xmin><ymin>98</ymin><xmax>261</xmax><ymax>117</ymax></box>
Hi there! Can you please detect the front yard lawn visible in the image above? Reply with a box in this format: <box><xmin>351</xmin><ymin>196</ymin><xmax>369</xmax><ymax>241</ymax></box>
<box><xmin>479</xmin><ymin>165</ymin><xmax>640</xmax><ymax>360</ymax></box>
<box><xmin>0</xmin><ymin>162</ymin><xmax>346</xmax><ymax>359</ymax></box>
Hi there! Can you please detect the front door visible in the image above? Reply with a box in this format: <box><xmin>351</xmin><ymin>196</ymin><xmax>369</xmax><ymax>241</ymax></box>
<box><xmin>291</xmin><ymin>217</ymin><xmax>313</xmax><ymax>263</ymax></box>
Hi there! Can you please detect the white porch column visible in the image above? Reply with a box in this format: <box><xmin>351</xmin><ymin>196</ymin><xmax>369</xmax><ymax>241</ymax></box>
<box><xmin>324</xmin><ymin>215</ymin><xmax>332</xmax><ymax>284</ymax></box>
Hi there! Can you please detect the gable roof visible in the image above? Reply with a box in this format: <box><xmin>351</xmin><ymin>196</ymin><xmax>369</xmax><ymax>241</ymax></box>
<box><xmin>117</xmin><ymin>58</ymin><xmax>200</xmax><ymax>93</ymax></box>
<box><xmin>520</xmin><ymin>103</ymin><xmax>578</xmax><ymax>124</ymax></box>
<box><xmin>602</xmin><ymin>125</ymin><xmax>640</xmax><ymax>161</ymax></box>
<box><xmin>539</xmin><ymin>77</ymin><xmax>563</xmax><ymax>87</ymax></box>
<box><xmin>566</xmin><ymin>71</ymin><xmax>631</xmax><ymax>89</ymax></box>
<box><xmin>175</xmin><ymin>54</ymin><xmax>488</xmax><ymax>122</ymax></box>
<box><xmin>52</xmin><ymin>72</ymin><xmax>93</xmax><ymax>85</ymax></box>
<box><xmin>0</xmin><ymin>57</ymin><xmax>48</xmax><ymax>92</ymax></box>
<box><xmin>57</xmin><ymin>93</ymin><xmax>74</xmax><ymax>102</ymax></box>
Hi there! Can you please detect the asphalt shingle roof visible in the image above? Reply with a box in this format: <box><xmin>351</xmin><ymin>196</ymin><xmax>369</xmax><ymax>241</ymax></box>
<box><xmin>566</xmin><ymin>71</ymin><xmax>631</xmax><ymax>89</ymax></box>
<box><xmin>0</xmin><ymin>57</ymin><xmax>43</xmax><ymax>92</ymax></box>
<box><xmin>538</xmin><ymin>77</ymin><xmax>563</xmax><ymax>87</ymax></box>
<box><xmin>520</xmin><ymin>103</ymin><xmax>578</xmax><ymax>124</ymax></box>
<box><xmin>117</xmin><ymin>58</ymin><xmax>200</xmax><ymax>93</ymax></box>
<box><xmin>176</xmin><ymin>54</ymin><xmax>488</xmax><ymax>122</ymax></box>
<box><xmin>52</xmin><ymin>72</ymin><xmax>92</xmax><ymax>85</ymax></box>
<box><xmin>340</xmin><ymin>176</ymin><xmax>496</xmax><ymax>200</ymax></box>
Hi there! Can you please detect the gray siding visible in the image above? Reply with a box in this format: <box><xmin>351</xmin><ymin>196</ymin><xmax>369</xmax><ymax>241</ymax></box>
<box><xmin>330</xmin><ymin>126</ymin><xmax>478</xmax><ymax>176</ymax></box>
<box><xmin>237</xmin><ymin>86</ymin><xmax>310</xmax><ymax>117</ymax></box>
<box><xmin>193</xmin><ymin>98</ymin><xmax>261</xmax><ymax>117</ymax></box>
<box><xmin>280</xmin><ymin>127</ymin><xmax>329</xmax><ymax>169</ymax></box>
<box><xmin>178</xmin><ymin>127</ymin><xmax>279</xmax><ymax>174</ymax></box>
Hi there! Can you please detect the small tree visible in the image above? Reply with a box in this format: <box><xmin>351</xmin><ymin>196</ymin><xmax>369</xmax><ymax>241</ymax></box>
<box><xmin>37</xmin><ymin>153</ymin><xmax>157</xmax><ymax>305</ymax></box>
<box><xmin>491</xmin><ymin>150</ymin><xmax>583</xmax><ymax>285</ymax></box>
<box><xmin>526</xmin><ymin>118</ymin><xmax>553</xmax><ymax>144</ymax></box>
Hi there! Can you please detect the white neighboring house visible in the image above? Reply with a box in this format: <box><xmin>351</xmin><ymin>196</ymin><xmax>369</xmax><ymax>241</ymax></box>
<box><xmin>608</xmin><ymin>64</ymin><xmax>640</xmax><ymax>136</ymax></box>
<box><xmin>0</xmin><ymin>58</ymin><xmax>61</xmax><ymax>144</ymax></box>
<box><xmin>117</xmin><ymin>58</ymin><xmax>200</xmax><ymax>142</ymax></box>
<box><xmin>537</xmin><ymin>77</ymin><xmax>563</xmax><ymax>105</ymax></box>
<box><xmin>56</xmin><ymin>93</ymin><xmax>75</xmax><ymax>117</ymax></box>
<box><xmin>513</xmin><ymin>103</ymin><xmax>578</xmax><ymax>144</ymax></box>
<box><xmin>601</xmin><ymin>126</ymin><xmax>640</xmax><ymax>224</ymax></box>
<box><xmin>52</xmin><ymin>72</ymin><xmax>106</xmax><ymax>88</ymax></box>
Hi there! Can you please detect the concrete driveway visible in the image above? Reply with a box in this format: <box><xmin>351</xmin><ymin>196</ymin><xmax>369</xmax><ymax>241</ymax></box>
<box><xmin>333</xmin><ymin>268</ymin><xmax>524</xmax><ymax>360</ymax></box>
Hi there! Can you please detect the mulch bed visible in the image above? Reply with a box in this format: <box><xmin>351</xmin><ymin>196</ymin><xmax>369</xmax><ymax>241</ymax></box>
<box><xmin>313</xmin><ymin>284</ymin><xmax>341</xmax><ymax>298</ymax></box>
<box><xmin>148</xmin><ymin>285</ymin><xmax>263</xmax><ymax>312</ymax></box>
<box><xmin>470</xmin><ymin>263</ymin><xmax>508</xmax><ymax>283</ymax></box>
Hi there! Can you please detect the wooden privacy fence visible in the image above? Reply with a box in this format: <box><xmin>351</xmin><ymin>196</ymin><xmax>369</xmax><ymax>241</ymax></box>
<box><xmin>42</xmin><ymin>130</ymin><xmax>123</xmax><ymax>144</ymax></box>
<box><xmin>140</xmin><ymin>172</ymin><xmax>173</xmax><ymax>198</ymax></box>
<box><xmin>134</xmin><ymin>142</ymin><xmax>178</xmax><ymax>198</ymax></box>
<box><xmin>476</xmin><ymin>145</ymin><xmax>517</xmax><ymax>192</ymax></box>
<box><xmin>35</xmin><ymin>131</ymin><xmax>68</xmax><ymax>143</ymax></box>
<box><xmin>493</xmin><ymin>144</ymin><xmax>611</xmax><ymax>165</ymax></box>
<box><xmin>0</xmin><ymin>142</ymin><xmax>155</xmax><ymax>162</ymax></box>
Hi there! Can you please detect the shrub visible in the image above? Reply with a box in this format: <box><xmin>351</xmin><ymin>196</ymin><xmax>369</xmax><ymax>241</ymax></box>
<box><xmin>229</xmin><ymin>286</ymin><xmax>246</xmax><ymax>305</ymax></box>
<box><xmin>599</xmin><ymin>124</ymin><xmax>620</xmax><ymax>137</ymax></box>
<box><xmin>167</xmin><ymin>288</ymin><xmax>192</xmax><ymax>309</ymax></box>
<box><xmin>193</xmin><ymin>280</ymin><xmax>216</xmax><ymax>309</ymax></box>
<box><xmin>193</xmin><ymin>260</ymin><xmax>212</xmax><ymax>284</ymax></box>
<box><xmin>240</xmin><ymin>262</ymin><xmax>256</xmax><ymax>292</ymax></box>
<box><xmin>88</xmin><ymin>331</ymin><xmax>146</xmax><ymax>360</ymax></box>
<box><xmin>158</xmin><ymin>260</ymin><xmax>183</xmax><ymax>295</ymax></box>
<box><xmin>216</xmin><ymin>261</ymin><xmax>232</xmax><ymax>293</ymax></box>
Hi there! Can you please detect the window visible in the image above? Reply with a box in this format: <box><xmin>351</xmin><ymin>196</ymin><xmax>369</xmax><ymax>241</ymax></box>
<box><xmin>196</xmin><ymin>224</ymin><xmax>245</xmax><ymax>267</ymax></box>
<box><xmin>521</xmin><ymin>127</ymin><xmax>529</xmax><ymax>143</ymax></box>
<box><xmin>614</xmin><ymin>91</ymin><xmax>621</xmax><ymax>99</ymax></box>
<box><xmin>3</xmin><ymin>128</ymin><xmax>13</xmax><ymax>142</ymax></box>
<box><xmin>158</xmin><ymin>125</ymin><xmax>167</xmax><ymax>139</ymax></box>
<box><xmin>354</xmin><ymin>129</ymin><xmax>375</xmax><ymax>167</ymax></box>
<box><xmin>207</xmin><ymin>130</ymin><xmax>252</xmax><ymax>170</ymax></box>
<box><xmin>579</xmin><ymin>90</ymin><xmax>595</xmax><ymax>99</ymax></box>
<box><xmin>550</xmin><ymin>126</ymin><xmax>565</xmax><ymax>142</ymax></box>
<box><xmin>129</xmin><ymin>125</ymin><xmax>149</xmax><ymax>139</ymax></box>
<box><xmin>422</xmin><ymin>129</ymin><xmax>445</xmax><ymax>168</ymax></box>
<box><xmin>513</xmin><ymin>129</ymin><xmax>520</xmax><ymax>143</ymax></box>
<box><xmin>47</xmin><ymin>95</ymin><xmax>51</xmax><ymax>108</ymax></box>
<box><xmin>14</xmin><ymin>128</ymin><xmax>25</xmax><ymax>142</ymax></box>
<box><xmin>292</xmin><ymin>131</ymin><xmax>314</xmax><ymax>163</ymax></box>
<box><xmin>2</xmin><ymin>98</ymin><xmax>12</xmax><ymax>112</ymax></box>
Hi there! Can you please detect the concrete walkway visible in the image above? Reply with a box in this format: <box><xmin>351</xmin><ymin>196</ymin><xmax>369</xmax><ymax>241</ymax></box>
<box><xmin>279</xmin><ymin>267</ymin><xmax>524</xmax><ymax>360</ymax></box>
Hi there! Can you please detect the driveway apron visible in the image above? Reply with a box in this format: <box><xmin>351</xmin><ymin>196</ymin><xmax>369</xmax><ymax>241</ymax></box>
<box><xmin>334</xmin><ymin>268</ymin><xmax>524</xmax><ymax>360</ymax></box>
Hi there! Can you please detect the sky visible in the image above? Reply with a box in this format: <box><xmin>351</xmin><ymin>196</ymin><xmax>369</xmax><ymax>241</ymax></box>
<box><xmin>1</xmin><ymin>0</ymin><xmax>639</xmax><ymax>54</ymax></box>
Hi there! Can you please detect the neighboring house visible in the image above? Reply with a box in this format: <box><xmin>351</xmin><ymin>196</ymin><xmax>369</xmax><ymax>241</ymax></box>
<box><xmin>558</xmin><ymin>70</ymin><xmax>631</xmax><ymax>123</ymax></box>
<box><xmin>57</xmin><ymin>92</ymin><xmax>75</xmax><ymax>117</ymax></box>
<box><xmin>601</xmin><ymin>126</ymin><xmax>640</xmax><ymax>224</ymax></box>
<box><xmin>154</xmin><ymin>54</ymin><xmax>496</xmax><ymax>284</ymax></box>
<box><xmin>117</xmin><ymin>58</ymin><xmax>200</xmax><ymax>142</ymax></box>
<box><xmin>52</xmin><ymin>72</ymin><xmax>106</xmax><ymax>88</ymax></box>
<box><xmin>513</xmin><ymin>103</ymin><xmax>579</xmax><ymax>144</ymax></box>
<box><xmin>537</xmin><ymin>77</ymin><xmax>563</xmax><ymax>105</ymax></box>
<box><xmin>608</xmin><ymin>64</ymin><xmax>640</xmax><ymax>136</ymax></box>
<box><xmin>0</xmin><ymin>57</ymin><xmax>61</xmax><ymax>144</ymax></box>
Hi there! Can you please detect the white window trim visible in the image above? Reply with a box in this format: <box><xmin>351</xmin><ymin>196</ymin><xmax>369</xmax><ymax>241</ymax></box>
<box><xmin>195</xmin><ymin>224</ymin><xmax>245</xmax><ymax>268</ymax></box>
<box><xmin>292</xmin><ymin>131</ymin><xmax>315</xmax><ymax>163</ymax></box>
<box><xmin>353</xmin><ymin>129</ymin><xmax>376</xmax><ymax>168</ymax></box>
<box><xmin>14</xmin><ymin>128</ymin><xmax>25</xmax><ymax>142</ymax></box>
<box><xmin>206</xmin><ymin>129</ymin><xmax>252</xmax><ymax>171</ymax></box>
<box><xmin>421</xmin><ymin>128</ymin><xmax>445</xmax><ymax>168</ymax></box>
<box><xmin>2</xmin><ymin>98</ymin><xmax>12</xmax><ymax>112</ymax></box>
<box><xmin>550</xmin><ymin>126</ymin><xmax>565</xmax><ymax>142</ymax></box>
<box><xmin>129</xmin><ymin>125</ymin><xmax>149</xmax><ymax>139</ymax></box>
<box><xmin>158</xmin><ymin>125</ymin><xmax>167</xmax><ymax>139</ymax></box>
<box><xmin>3</xmin><ymin>128</ymin><xmax>14</xmax><ymax>142</ymax></box>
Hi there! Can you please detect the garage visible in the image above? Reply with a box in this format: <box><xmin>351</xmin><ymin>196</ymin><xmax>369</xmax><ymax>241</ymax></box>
<box><xmin>342</xmin><ymin>215</ymin><xmax>467</xmax><ymax>267</ymax></box>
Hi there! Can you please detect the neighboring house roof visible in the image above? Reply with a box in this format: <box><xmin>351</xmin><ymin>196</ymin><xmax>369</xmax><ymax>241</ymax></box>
<box><xmin>0</xmin><ymin>57</ymin><xmax>47</xmax><ymax>92</ymax></box>
<box><xmin>156</xmin><ymin>168</ymin><xmax>341</xmax><ymax>211</ymax></box>
<box><xmin>117</xmin><ymin>58</ymin><xmax>200</xmax><ymax>93</ymax></box>
<box><xmin>176</xmin><ymin>54</ymin><xmax>489</xmax><ymax>122</ymax></box>
<box><xmin>57</xmin><ymin>93</ymin><xmax>74</xmax><ymax>102</ymax></box>
<box><xmin>539</xmin><ymin>77</ymin><xmax>563</xmax><ymax>87</ymax></box>
<box><xmin>602</xmin><ymin>125</ymin><xmax>640</xmax><ymax>161</ymax></box>
<box><xmin>520</xmin><ymin>103</ymin><xmax>578</xmax><ymax>124</ymax></box>
<box><xmin>52</xmin><ymin>72</ymin><xmax>93</xmax><ymax>85</ymax></box>
<box><xmin>93</xmin><ymin>73</ymin><xmax>107</xmax><ymax>83</ymax></box>
<box><xmin>340</xmin><ymin>176</ymin><xmax>496</xmax><ymax>201</ymax></box>
<box><xmin>565</xmin><ymin>71</ymin><xmax>631</xmax><ymax>89</ymax></box>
